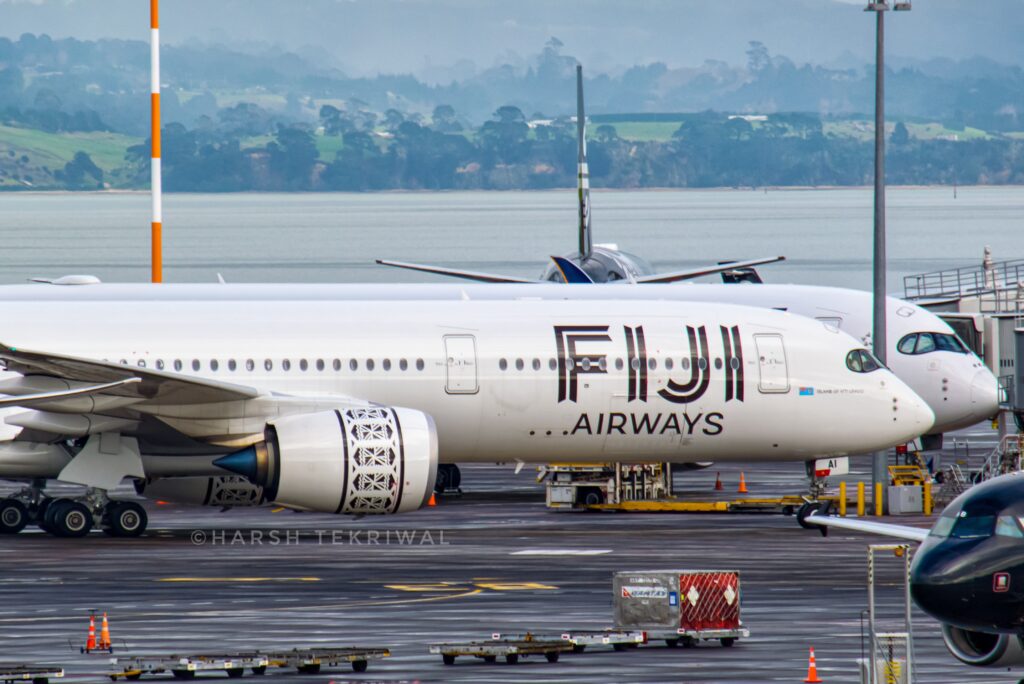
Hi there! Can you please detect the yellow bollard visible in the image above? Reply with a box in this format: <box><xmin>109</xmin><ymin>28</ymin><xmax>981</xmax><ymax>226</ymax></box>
<box><xmin>923</xmin><ymin>480</ymin><xmax>932</xmax><ymax>516</ymax></box>
<box><xmin>839</xmin><ymin>481</ymin><xmax>847</xmax><ymax>517</ymax></box>
<box><xmin>875</xmin><ymin>482</ymin><xmax>884</xmax><ymax>517</ymax></box>
<box><xmin>857</xmin><ymin>482</ymin><xmax>865</xmax><ymax>517</ymax></box>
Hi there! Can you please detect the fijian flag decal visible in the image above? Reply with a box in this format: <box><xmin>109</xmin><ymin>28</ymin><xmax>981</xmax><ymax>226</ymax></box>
<box><xmin>721</xmin><ymin>325</ymin><xmax>744</xmax><ymax>403</ymax></box>
<box><xmin>624</xmin><ymin>325</ymin><xmax>648</xmax><ymax>402</ymax></box>
<box><xmin>658</xmin><ymin>325</ymin><xmax>711</xmax><ymax>404</ymax></box>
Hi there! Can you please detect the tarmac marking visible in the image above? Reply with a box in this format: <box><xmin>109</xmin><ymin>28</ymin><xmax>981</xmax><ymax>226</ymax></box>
<box><xmin>385</xmin><ymin>582</ymin><xmax>467</xmax><ymax>592</ymax></box>
<box><xmin>474</xmin><ymin>582</ymin><xmax>558</xmax><ymax>591</ymax></box>
<box><xmin>156</xmin><ymin>577</ymin><xmax>321</xmax><ymax>583</ymax></box>
<box><xmin>510</xmin><ymin>549</ymin><xmax>612</xmax><ymax>556</ymax></box>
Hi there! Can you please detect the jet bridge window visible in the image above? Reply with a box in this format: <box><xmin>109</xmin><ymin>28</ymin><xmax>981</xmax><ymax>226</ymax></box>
<box><xmin>846</xmin><ymin>349</ymin><xmax>881</xmax><ymax>373</ymax></box>
<box><xmin>897</xmin><ymin>332</ymin><xmax>969</xmax><ymax>355</ymax></box>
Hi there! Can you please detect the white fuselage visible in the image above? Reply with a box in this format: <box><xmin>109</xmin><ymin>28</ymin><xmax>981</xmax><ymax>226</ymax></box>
<box><xmin>0</xmin><ymin>286</ymin><xmax>933</xmax><ymax>467</ymax></box>
<box><xmin>95</xmin><ymin>281</ymin><xmax>988</xmax><ymax>436</ymax></box>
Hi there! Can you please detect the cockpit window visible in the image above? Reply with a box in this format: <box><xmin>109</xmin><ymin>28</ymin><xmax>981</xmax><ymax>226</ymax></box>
<box><xmin>897</xmin><ymin>332</ymin><xmax>969</xmax><ymax>356</ymax></box>
<box><xmin>930</xmin><ymin>515</ymin><xmax>956</xmax><ymax>538</ymax></box>
<box><xmin>997</xmin><ymin>516</ymin><xmax>1024</xmax><ymax>538</ymax></box>
<box><xmin>950</xmin><ymin>512</ymin><xmax>995</xmax><ymax>539</ymax></box>
<box><xmin>846</xmin><ymin>349</ymin><xmax>881</xmax><ymax>373</ymax></box>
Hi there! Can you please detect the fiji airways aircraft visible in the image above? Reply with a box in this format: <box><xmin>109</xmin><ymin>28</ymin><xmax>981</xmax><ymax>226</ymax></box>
<box><xmin>0</xmin><ymin>284</ymin><xmax>932</xmax><ymax>538</ymax></box>
<box><xmin>375</xmin><ymin>66</ymin><xmax>999</xmax><ymax>448</ymax></box>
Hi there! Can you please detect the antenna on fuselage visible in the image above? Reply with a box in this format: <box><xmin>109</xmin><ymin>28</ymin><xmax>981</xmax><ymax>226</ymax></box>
<box><xmin>576</xmin><ymin>64</ymin><xmax>592</xmax><ymax>260</ymax></box>
<box><xmin>150</xmin><ymin>0</ymin><xmax>163</xmax><ymax>283</ymax></box>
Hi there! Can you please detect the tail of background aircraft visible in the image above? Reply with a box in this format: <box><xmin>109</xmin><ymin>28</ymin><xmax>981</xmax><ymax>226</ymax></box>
<box><xmin>576</xmin><ymin>64</ymin><xmax>592</xmax><ymax>260</ymax></box>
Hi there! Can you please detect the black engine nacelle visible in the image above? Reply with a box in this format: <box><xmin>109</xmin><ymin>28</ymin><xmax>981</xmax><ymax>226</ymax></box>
<box><xmin>217</xmin><ymin>407</ymin><xmax>438</xmax><ymax>515</ymax></box>
<box><xmin>942</xmin><ymin>624</ymin><xmax>1024</xmax><ymax>667</ymax></box>
<box><xmin>136</xmin><ymin>476</ymin><xmax>266</xmax><ymax>508</ymax></box>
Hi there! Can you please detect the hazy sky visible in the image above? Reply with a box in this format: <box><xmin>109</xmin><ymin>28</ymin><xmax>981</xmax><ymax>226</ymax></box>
<box><xmin>1</xmin><ymin>0</ymin><xmax>1022</xmax><ymax>77</ymax></box>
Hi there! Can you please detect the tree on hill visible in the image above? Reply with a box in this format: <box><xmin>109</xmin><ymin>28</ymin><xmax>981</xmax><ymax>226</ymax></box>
<box><xmin>55</xmin><ymin>151</ymin><xmax>103</xmax><ymax>189</ymax></box>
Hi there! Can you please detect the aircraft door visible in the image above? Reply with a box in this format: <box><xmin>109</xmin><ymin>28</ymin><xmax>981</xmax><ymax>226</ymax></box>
<box><xmin>754</xmin><ymin>334</ymin><xmax>790</xmax><ymax>393</ymax></box>
<box><xmin>444</xmin><ymin>335</ymin><xmax>479</xmax><ymax>394</ymax></box>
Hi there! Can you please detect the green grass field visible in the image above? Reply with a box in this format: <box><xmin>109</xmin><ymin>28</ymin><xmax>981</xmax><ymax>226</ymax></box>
<box><xmin>595</xmin><ymin>121</ymin><xmax>681</xmax><ymax>142</ymax></box>
<box><xmin>0</xmin><ymin>124</ymin><xmax>138</xmax><ymax>172</ymax></box>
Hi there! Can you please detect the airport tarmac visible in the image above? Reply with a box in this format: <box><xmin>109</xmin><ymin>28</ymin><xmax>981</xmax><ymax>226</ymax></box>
<box><xmin>0</xmin><ymin>428</ymin><xmax>1016</xmax><ymax>683</ymax></box>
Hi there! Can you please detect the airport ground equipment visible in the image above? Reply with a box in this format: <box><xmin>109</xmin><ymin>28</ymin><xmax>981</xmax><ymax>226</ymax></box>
<box><xmin>259</xmin><ymin>646</ymin><xmax>389</xmax><ymax>674</ymax></box>
<box><xmin>429</xmin><ymin>634</ymin><xmax>572</xmax><ymax>665</ymax></box>
<box><xmin>0</xmin><ymin>664</ymin><xmax>63</xmax><ymax>683</ymax></box>
<box><xmin>541</xmin><ymin>462</ymin><xmax>672</xmax><ymax>508</ymax></box>
<box><xmin>493</xmin><ymin>630</ymin><xmax>646</xmax><ymax>653</ymax></box>
<box><xmin>614</xmin><ymin>570</ymin><xmax>749</xmax><ymax>647</ymax></box>
<box><xmin>108</xmin><ymin>654</ymin><xmax>270</xmax><ymax>680</ymax></box>
<box><xmin>858</xmin><ymin>544</ymin><xmax>915</xmax><ymax>684</ymax></box>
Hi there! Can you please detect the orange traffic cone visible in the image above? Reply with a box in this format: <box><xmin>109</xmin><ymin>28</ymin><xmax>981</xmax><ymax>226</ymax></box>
<box><xmin>714</xmin><ymin>473</ymin><xmax>723</xmax><ymax>491</ymax></box>
<box><xmin>83</xmin><ymin>613</ymin><xmax>97</xmax><ymax>653</ymax></box>
<box><xmin>428</xmin><ymin>492</ymin><xmax>437</xmax><ymax>507</ymax></box>
<box><xmin>737</xmin><ymin>472</ymin><xmax>749</xmax><ymax>494</ymax></box>
<box><xmin>99</xmin><ymin>612</ymin><xmax>112</xmax><ymax>651</ymax></box>
<box><xmin>804</xmin><ymin>647</ymin><xmax>823</xmax><ymax>683</ymax></box>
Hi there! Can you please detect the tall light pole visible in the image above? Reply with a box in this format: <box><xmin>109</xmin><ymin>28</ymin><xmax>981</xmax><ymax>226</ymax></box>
<box><xmin>865</xmin><ymin>1</ymin><xmax>910</xmax><ymax>516</ymax></box>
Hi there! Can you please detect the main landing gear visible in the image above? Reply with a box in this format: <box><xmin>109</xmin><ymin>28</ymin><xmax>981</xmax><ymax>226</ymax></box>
<box><xmin>0</xmin><ymin>484</ymin><xmax>147</xmax><ymax>538</ymax></box>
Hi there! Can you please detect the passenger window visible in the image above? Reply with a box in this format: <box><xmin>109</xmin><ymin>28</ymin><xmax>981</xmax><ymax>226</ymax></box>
<box><xmin>350</xmin><ymin>359</ymin><xmax>358</xmax><ymax>371</ymax></box>
<box><xmin>137</xmin><ymin>359</ymin><xmax>146</xmax><ymax>368</ymax></box>
<box><xmin>210</xmin><ymin>360</ymin><xmax>219</xmax><ymax>372</ymax></box>
<box><xmin>996</xmin><ymin>516</ymin><xmax>1024</xmax><ymax>538</ymax></box>
<box><xmin>515</xmin><ymin>359</ymin><xmax>524</xmax><ymax>371</ymax></box>
<box><xmin>299</xmin><ymin>359</ymin><xmax>308</xmax><ymax>371</ymax></box>
<box><xmin>532</xmin><ymin>359</ymin><xmax>541</xmax><ymax>371</ymax></box>
<box><xmin>192</xmin><ymin>360</ymin><xmax>200</xmax><ymax>371</ymax></box>
<box><xmin>416</xmin><ymin>359</ymin><xmax>425</xmax><ymax>371</ymax></box>
<box><xmin>228</xmin><ymin>359</ymin><xmax>237</xmax><ymax>372</ymax></box>
<box><xmin>264</xmin><ymin>359</ymin><xmax>273</xmax><ymax>371</ymax></box>
<box><xmin>282</xmin><ymin>359</ymin><xmax>291</xmax><ymax>371</ymax></box>
<box><xmin>665</xmin><ymin>358</ymin><xmax>674</xmax><ymax>371</ymax></box>
<box><xmin>550</xmin><ymin>358</ymin><xmax>558</xmax><ymax>371</ymax></box>
<box><xmin>333</xmin><ymin>359</ymin><xmax>341</xmax><ymax>371</ymax></box>
<box><xmin>499</xmin><ymin>359</ymin><xmax>508</xmax><ymax>371</ymax></box>
<box><xmin>316</xmin><ymin>359</ymin><xmax>325</xmax><ymax>372</ymax></box>
<box><xmin>156</xmin><ymin>359</ymin><xmax>165</xmax><ymax>370</ymax></box>
<box><xmin>245</xmin><ymin>359</ymin><xmax>255</xmax><ymax>372</ymax></box>
<box><xmin>400</xmin><ymin>358</ymin><xmax>408</xmax><ymax>371</ymax></box>
<box><xmin>382</xmin><ymin>359</ymin><xmax>391</xmax><ymax>371</ymax></box>
<box><xmin>174</xmin><ymin>360</ymin><xmax>183</xmax><ymax>371</ymax></box>
<box><xmin>366</xmin><ymin>359</ymin><xmax>375</xmax><ymax>371</ymax></box>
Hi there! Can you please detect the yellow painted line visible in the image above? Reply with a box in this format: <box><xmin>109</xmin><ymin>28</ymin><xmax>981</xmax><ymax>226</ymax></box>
<box><xmin>157</xmin><ymin>577</ymin><xmax>320</xmax><ymax>583</ymax></box>
<box><xmin>270</xmin><ymin>507</ymin><xmax>286</xmax><ymax>513</ymax></box>
<box><xmin>354</xmin><ymin>588</ymin><xmax>483</xmax><ymax>607</ymax></box>
<box><xmin>384</xmin><ymin>583</ymin><xmax>466</xmax><ymax>593</ymax></box>
<box><xmin>474</xmin><ymin>582</ymin><xmax>557</xmax><ymax>591</ymax></box>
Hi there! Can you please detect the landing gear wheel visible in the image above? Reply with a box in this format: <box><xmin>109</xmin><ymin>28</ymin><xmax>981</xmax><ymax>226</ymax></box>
<box><xmin>0</xmin><ymin>499</ymin><xmax>28</xmax><ymax>534</ymax></box>
<box><xmin>104</xmin><ymin>502</ymin><xmax>147</xmax><ymax>537</ymax></box>
<box><xmin>34</xmin><ymin>498</ymin><xmax>54</xmax><ymax>533</ymax></box>
<box><xmin>797</xmin><ymin>502</ymin><xmax>823</xmax><ymax>529</ymax></box>
<box><xmin>50</xmin><ymin>500</ymin><xmax>93</xmax><ymax>538</ymax></box>
<box><xmin>351</xmin><ymin>660</ymin><xmax>368</xmax><ymax>673</ymax></box>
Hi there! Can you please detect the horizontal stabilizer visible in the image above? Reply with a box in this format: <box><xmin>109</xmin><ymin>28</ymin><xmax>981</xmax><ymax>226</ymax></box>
<box><xmin>805</xmin><ymin>513</ymin><xmax>930</xmax><ymax>542</ymax></box>
<box><xmin>635</xmin><ymin>256</ymin><xmax>786</xmax><ymax>284</ymax></box>
<box><xmin>374</xmin><ymin>259</ymin><xmax>536</xmax><ymax>283</ymax></box>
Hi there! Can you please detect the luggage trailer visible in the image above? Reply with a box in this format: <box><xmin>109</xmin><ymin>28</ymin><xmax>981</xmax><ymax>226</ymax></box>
<box><xmin>108</xmin><ymin>646</ymin><xmax>389</xmax><ymax>679</ymax></box>
<box><xmin>0</xmin><ymin>664</ymin><xmax>63</xmax><ymax>683</ymax></box>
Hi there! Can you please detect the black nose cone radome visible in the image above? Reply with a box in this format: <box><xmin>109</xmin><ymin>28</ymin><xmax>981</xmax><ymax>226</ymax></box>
<box><xmin>214</xmin><ymin>447</ymin><xmax>258</xmax><ymax>482</ymax></box>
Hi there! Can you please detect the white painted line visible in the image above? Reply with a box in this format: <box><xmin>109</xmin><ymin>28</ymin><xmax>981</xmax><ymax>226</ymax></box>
<box><xmin>510</xmin><ymin>549</ymin><xmax>612</xmax><ymax>556</ymax></box>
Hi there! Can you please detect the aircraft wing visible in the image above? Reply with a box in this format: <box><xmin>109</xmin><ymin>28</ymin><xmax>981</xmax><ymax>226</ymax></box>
<box><xmin>634</xmin><ymin>256</ymin><xmax>786</xmax><ymax>284</ymax></box>
<box><xmin>0</xmin><ymin>342</ymin><xmax>259</xmax><ymax>405</ymax></box>
<box><xmin>806</xmin><ymin>513</ymin><xmax>930</xmax><ymax>542</ymax></box>
<box><xmin>374</xmin><ymin>259</ymin><xmax>536</xmax><ymax>283</ymax></box>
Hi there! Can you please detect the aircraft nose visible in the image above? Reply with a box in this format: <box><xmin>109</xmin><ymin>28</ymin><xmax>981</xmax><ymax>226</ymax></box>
<box><xmin>910</xmin><ymin>548</ymin><xmax>963</xmax><ymax>624</ymax></box>
<box><xmin>970</xmin><ymin>369</ymin><xmax>1001</xmax><ymax>420</ymax></box>
<box><xmin>895</xmin><ymin>383</ymin><xmax>936</xmax><ymax>439</ymax></box>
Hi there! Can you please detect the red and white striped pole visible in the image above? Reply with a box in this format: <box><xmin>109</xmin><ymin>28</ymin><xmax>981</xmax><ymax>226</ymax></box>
<box><xmin>150</xmin><ymin>0</ymin><xmax>162</xmax><ymax>283</ymax></box>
